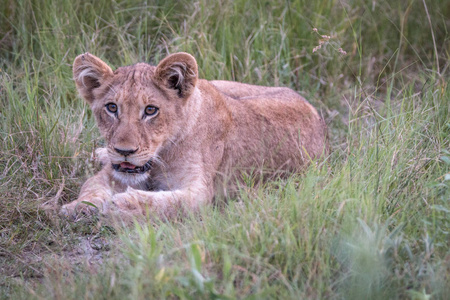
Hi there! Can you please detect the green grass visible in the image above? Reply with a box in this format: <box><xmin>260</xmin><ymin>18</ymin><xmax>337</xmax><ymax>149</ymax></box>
<box><xmin>1</xmin><ymin>0</ymin><xmax>449</xmax><ymax>299</ymax></box>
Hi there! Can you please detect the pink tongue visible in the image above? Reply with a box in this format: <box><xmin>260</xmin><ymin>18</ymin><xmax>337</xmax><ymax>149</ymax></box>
<box><xmin>120</xmin><ymin>162</ymin><xmax>136</xmax><ymax>169</ymax></box>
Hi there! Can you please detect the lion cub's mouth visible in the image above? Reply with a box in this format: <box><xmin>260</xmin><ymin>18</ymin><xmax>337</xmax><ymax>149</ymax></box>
<box><xmin>112</xmin><ymin>160</ymin><xmax>152</xmax><ymax>174</ymax></box>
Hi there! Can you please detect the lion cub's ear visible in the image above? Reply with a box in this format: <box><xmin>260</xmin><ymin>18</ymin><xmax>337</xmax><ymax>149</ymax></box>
<box><xmin>73</xmin><ymin>53</ymin><xmax>113</xmax><ymax>104</ymax></box>
<box><xmin>154</xmin><ymin>52</ymin><xmax>198</xmax><ymax>99</ymax></box>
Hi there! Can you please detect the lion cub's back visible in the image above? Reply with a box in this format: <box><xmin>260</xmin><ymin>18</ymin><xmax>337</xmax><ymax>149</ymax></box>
<box><xmin>210</xmin><ymin>80</ymin><xmax>328</xmax><ymax>174</ymax></box>
<box><xmin>210</xmin><ymin>80</ymin><xmax>298</xmax><ymax>101</ymax></box>
<box><xmin>210</xmin><ymin>80</ymin><xmax>322</xmax><ymax>127</ymax></box>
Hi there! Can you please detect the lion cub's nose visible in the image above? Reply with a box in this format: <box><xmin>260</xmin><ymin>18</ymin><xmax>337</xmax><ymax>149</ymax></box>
<box><xmin>114</xmin><ymin>147</ymin><xmax>138</xmax><ymax>157</ymax></box>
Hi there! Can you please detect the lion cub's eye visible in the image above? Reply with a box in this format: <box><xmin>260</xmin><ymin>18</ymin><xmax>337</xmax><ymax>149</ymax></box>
<box><xmin>144</xmin><ymin>105</ymin><xmax>159</xmax><ymax>117</ymax></box>
<box><xmin>106</xmin><ymin>103</ymin><xmax>118</xmax><ymax>114</ymax></box>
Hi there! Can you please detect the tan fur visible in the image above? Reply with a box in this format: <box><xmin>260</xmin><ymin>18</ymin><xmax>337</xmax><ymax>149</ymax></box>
<box><xmin>61</xmin><ymin>52</ymin><xmax>329</xmax><ymax>219</ymax></box>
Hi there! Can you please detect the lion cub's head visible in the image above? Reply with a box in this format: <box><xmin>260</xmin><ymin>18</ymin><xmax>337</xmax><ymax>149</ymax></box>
<box><xmin>73</xmin><ymin>52</ymin><xmax>198</xmax><ymax>184</ymax></box>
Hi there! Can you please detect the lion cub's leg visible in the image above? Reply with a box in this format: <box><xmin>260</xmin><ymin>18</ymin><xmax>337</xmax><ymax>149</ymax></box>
<box><xmin>107</xmin><ymin>178</ymin><xmax>213</xmax><ymax>218</ymax></box>
<box><xmin>61</xmin><ymin>168</ymin><xmax>114</xmax><ymax>217</ymax></box>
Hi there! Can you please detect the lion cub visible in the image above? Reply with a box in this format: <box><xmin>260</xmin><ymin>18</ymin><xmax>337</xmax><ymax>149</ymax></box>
<box><xmin>61</xmin><ymin>52</ymin><xmax>328</xmax><ymax>218</ymax></box>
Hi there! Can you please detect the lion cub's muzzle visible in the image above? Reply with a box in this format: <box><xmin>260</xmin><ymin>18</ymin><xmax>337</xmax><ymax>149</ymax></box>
<box><xmin>112</xmin><ymin>160</ymin><xmax>152</xmax><ymax>174</ymax></box>
<box><xmin>110</xmin><ymin>147</ymin><xmax>152</xmax><ymax>174</ymax></box>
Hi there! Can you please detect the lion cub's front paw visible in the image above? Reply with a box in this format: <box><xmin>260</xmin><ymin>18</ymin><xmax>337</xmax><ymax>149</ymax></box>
<box><xmin>110</xmin><ymin>191</ymin><xmax>143</xmax><ymax>214</ymax></box>
<box><xmin>60</xmin><ymin>197</ymin><xmax>107</xmax><ymax>219</ymax></box>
